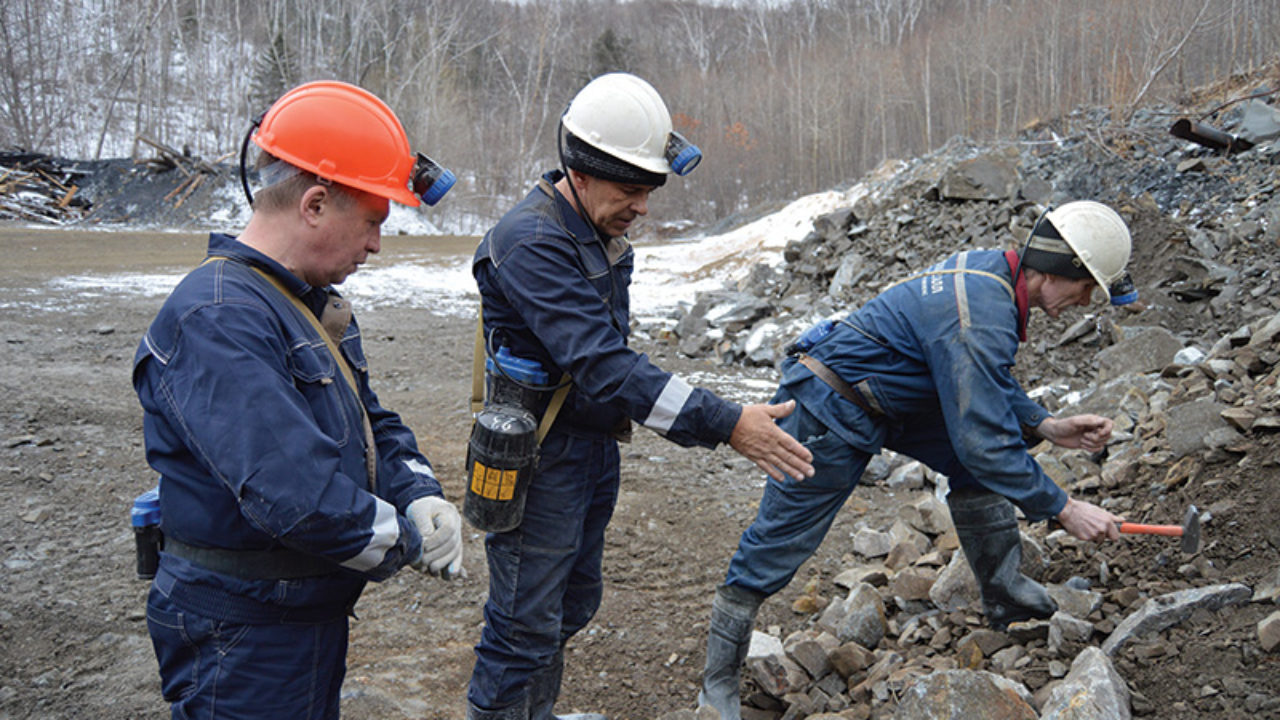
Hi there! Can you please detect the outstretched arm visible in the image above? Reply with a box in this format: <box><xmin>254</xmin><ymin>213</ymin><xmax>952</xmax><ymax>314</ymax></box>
<box><xmin>729</xmin><ymin>400</ymin><xmax>815</xmax><ymax>482</ymax></box>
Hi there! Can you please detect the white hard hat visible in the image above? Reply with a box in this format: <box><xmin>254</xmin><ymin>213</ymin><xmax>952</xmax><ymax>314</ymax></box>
<box><xmin>562</xmin><ymin>73</ymin><xmax>675</xmax><ymax>176</ymax></box>
<box><xmin>1026</xmin><ymin>201</ymin><xmax>1132</xmax><ymax>300</ymax></box>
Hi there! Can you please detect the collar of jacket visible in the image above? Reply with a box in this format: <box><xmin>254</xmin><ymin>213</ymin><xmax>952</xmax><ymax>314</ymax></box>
<box><xmin>208</xmin><ymin>233</ymin><xmax>331</xmax><ymax>317</ymax></box>
<box><xmin>1003</xmin><ymin>249</ymin><xmax>1030</xmax><ymax>342</ymax></box>
<box><xmin>537</xmin><ymin>169</ymin><xmax>611</xmax><ymax>247</ymax></box>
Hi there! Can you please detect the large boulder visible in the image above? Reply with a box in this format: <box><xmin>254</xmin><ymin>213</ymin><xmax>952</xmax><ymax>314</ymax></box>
<box><xmin>938</xmin><ymin>150</ymin><xmax>1020</xmax><ymax>201</ymax></box>
<box><xmin>1095</xmin><ymin>327</ymin><xmax>1183</xmax><ymax>381</ymax></box>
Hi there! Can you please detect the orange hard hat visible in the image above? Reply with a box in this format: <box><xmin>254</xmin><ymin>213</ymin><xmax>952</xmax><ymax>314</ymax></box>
<box><xmin>252</xmin><ymin>81</ymin><xmax>420</xmax><ymax>206</ymax></box>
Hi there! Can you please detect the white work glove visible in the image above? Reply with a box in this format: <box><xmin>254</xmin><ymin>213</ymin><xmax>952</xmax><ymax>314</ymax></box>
<box><xmin>407</xmin><ymin>496</ymin><xmax>463</xmax><ymax>580</ymax></box>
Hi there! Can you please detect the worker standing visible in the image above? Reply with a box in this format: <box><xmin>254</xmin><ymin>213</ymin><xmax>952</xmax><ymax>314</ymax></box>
<box><xmin>465</xmin><ymin>72</ymin><xmax>814</xmax><ymax>720</ymax></box>
<box><xmin>698</xmin><ymin>201</ymin><xmax>1135</xmax><ymax>720</ymax></box>
<box><xmin>132</xmin><ymin>81</ymin><xmax>463</xmax><ymax>719</ymax></box>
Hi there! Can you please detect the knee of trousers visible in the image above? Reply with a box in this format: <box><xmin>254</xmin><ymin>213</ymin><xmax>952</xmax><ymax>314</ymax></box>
<box><xmin>709</xmin><ymin>584</ymin><xmax>766</xmax><ymax>636</ymax></box>
<box><xmin>946</xmin><ymin>488</ymin><xmax>1017</xmax><ymax>531</ymax></box>
<box><xmin>561</xmin><ymin>580</ymin><xmax>603</xmax><ymax>639</ymax></box>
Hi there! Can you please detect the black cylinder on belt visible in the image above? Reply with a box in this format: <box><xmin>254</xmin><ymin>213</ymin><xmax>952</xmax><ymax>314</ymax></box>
<box><xmin>463</xmin><ymin>348</ymin><xmax>548</xmax><ymax>532</ymax></box>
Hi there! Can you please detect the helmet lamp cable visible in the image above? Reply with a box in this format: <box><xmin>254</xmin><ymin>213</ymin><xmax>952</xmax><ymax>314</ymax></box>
<box><xmin>237</xmin><ymin>113</ymin><xmax>266</xmax><ymax>207</ymax></box>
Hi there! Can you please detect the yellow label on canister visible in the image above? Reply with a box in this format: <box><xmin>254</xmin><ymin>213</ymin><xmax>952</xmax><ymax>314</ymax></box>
<box><xmin>499</xmin><ymin>469</ymin><xmax>517</xmax><ymax>500</ymax></box>
<box><xmin>484</xmin><ymin>466</ymin><xmax>503</xmax><ymax>499</ymax></box>
<box><xmin>471</xmin><ymin>461</ymin><xmax>521</xmax><ymax>501</ymax></box>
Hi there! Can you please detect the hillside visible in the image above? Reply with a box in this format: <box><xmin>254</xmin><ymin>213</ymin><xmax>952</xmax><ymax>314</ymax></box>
<box><xmin>2</xmin><ymin>59</ymin><xmax>1280</xmax><ymax>720</ymax></box>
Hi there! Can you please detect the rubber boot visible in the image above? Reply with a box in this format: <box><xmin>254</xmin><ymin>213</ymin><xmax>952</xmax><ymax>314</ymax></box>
<box><xmin>528</xmin><ymin>649</ymin><xmax>607</xmax><ymax>720</ymax></box>
<box><xmin>697</xmin><ymin>584</ymin><xmax>765</xmax><ymax>720</ymax></box>
<box><xmin>946</xmin><ymin>487</ymin><xmax>1057</xmax><ymax>631</ymax></box>
<box><xmin>467</xmin><ymin>697</ymin><xmax>529</xmax><ymax>720</ymax></box>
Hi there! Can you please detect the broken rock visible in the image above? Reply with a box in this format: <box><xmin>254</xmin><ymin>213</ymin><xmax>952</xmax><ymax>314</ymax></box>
<box><xmin>1038</xmin><ymin>647</ymin><xmax>1130</xmax><ymax>720</ymax></box>
<box><xmin>892</xmin><ymin>669</ymin><xmax>1036</xmax><ymax>720</ymax></box>
<box><xmin>1102</xmin><ymin>583</ymin><xmax>1252</xmax><ymax>655</ymax></box>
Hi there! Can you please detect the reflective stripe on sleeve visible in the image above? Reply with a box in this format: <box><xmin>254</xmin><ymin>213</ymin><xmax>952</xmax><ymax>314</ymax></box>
<box><xmin>339</xmin><ymin>497</ymin><xmax>400</xmax><ymax>572</ymax></box>
<box><xmin>403</xmin><ymin>458</ymin><xmax>435</xmax><ymax>479</ymax></box>
<box><xmin>954</xmin><ymin>251</ymin><xmax>972</xmax><ymax>329</ymax></box>
<box><xmin>641</xmin><ymin>376</ymin><xmax>694</xmax><ymax>435</ymax></box>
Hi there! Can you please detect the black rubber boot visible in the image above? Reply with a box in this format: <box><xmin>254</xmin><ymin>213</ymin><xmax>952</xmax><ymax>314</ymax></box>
<box><xmin>528</xmin><ymin>649</ymin><xmax>607</xmax><ymax>720</ymax></box>
<box><xmin>467</xmin><ymin>697</ymin><xmax>529</xmax><ymax>720</ymax></box>
<box><xmin>697</xmin><ymin>584</ymin><xmax>765</xmax><ymax>720</ymax></box>
<box><xmin>947</xmin><ymin>487</ymin><xmax>1057</xmax><ymax>631</ymax></box>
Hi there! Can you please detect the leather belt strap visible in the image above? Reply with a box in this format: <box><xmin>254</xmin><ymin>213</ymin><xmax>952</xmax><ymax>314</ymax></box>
<box><xmin>164</xmin><ymin>537</ymin><xmax>337</xmax><ymax>580</ymax></box>
<box><xmin>797</xmin><ymin>354</ymin><xmax>882</xmax><ymax>417</ymax></box>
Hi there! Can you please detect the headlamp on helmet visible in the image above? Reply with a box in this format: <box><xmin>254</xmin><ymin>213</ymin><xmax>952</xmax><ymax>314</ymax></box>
<box><xmin>561</xmin><ymin>73</ymin><xmax>704</xmax><ymax>181</ymax></box>
<box><xmin>664</xmin><ymin>131</ymin><xmax>702</xmax><ymax>176</ymax></box>
<box><xmin>1108</xmin><ymin>272</ymin><xmax>1138</xmax><ymax>306</ymax></box>
<box><xmin>412</xmin><ymin>153</ymin><xmax>455</xmax><ymax>206</ymax></box>
<box><xmin>236</xmin><ymin>80</ymin><xmax>455</xmax><ymax>209</ymax></box>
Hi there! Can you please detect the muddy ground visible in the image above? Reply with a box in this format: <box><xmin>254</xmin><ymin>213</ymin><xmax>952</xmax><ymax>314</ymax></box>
<box><xmin>0</xmin><ymin>227</ymin><xmax>822</xmax><ymax>720</ymax></box>
<box><xmin>1</xmin><ymin>227</ymin><xmax>1277</xmax><ymax>720</ymax></box>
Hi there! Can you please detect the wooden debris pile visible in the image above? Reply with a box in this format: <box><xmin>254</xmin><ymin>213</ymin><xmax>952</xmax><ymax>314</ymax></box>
<box><xmin>0</xmin><ymin>151</ymin><xmax>91</xmax><ymax>224</ymax></box>
<box><xmin>0</xmin><ymin>138</ymin><xmax>233</xmax><ymax>226</ymax></box>
<box><xmin>134</xmin><ymin>136</ymin><xmax>233</xmax><ymax>211</ymax></box>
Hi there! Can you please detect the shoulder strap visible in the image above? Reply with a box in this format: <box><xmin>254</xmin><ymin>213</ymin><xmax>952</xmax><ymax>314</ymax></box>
<box><xmin>471</xmin><ymin>313</ymin><xmax>486</xmax><ymax>417</ymax></box>
<box><xmin>537</xmin><ymin>376</ymin><xmax>571</xmax><ymax>444</ymax></box>
<box><xmin>204</xmin><ymin>256</ymin><xmax>378</xmax><ymax>489</ymax></box>
<box><xmin>797</xmin><ymin>354</ymin><xmax>882</xmax><ymax>417</ymax></box>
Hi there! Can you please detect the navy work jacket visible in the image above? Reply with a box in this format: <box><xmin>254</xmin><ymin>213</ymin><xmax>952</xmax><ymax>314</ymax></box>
<box><xmin>782</xmin><ymin>249</ymin><xmax>1067</xmax><ymax>521</ymax></box>
<box><xmin>474</xmin><ymin>171</ymin><xmax>740</xmax><ymax>446</ymax></box>
<box><xmin>133</xmin><ymin>234</ymin><xmax>440</xmax><ymax>618</ymax></box>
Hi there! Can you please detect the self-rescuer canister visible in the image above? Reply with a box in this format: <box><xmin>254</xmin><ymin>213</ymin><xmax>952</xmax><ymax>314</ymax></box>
<box><xmin>463</xmin><ymin>348</ymin><xmax>548</xmax><ymax>532</ymax></box>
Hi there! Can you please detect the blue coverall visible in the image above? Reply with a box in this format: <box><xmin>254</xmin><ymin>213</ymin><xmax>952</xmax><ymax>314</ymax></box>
<box><xmin>469</xmin><ymin>171</ymin><xmax>743</xmax><ymax>709</ymax></box>
<box><xmin>725</xmin><ymin>249</ymin><xmax>1068</xmax><ymax>596</ymax></box>
<box><xmin>133</xmin><ymin>234</ymin><xmax>441</xmax><ymax>719</ymax></box>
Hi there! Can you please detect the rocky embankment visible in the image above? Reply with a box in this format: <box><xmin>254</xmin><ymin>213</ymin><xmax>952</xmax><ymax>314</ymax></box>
<box><xmin>654</xmin><ymin>69</ymin><xmax>1280</xmax><ymax>718</ymax></box>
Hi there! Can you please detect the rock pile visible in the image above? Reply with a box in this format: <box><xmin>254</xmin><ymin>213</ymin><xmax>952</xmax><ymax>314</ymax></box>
<box><xmin>655</xmin><ymin>65</ymin><xmax>1280</xmax><ymax>720</ymax></box>
<box><xmin>669</xmin><ymin>92</ymin><xmax>1280</xmax><ymax>380</ymax></box>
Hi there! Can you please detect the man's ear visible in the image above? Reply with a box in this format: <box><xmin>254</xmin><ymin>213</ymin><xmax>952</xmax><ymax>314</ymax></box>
<box><xmin>299</xmin><ymin>185</ymin><xmax>328</xmax><ymax>226</ymax></box>
<box><xmin>567</xmin><ymin>168</ymin><xmax>591</xmax><ymax>192</ymax></box>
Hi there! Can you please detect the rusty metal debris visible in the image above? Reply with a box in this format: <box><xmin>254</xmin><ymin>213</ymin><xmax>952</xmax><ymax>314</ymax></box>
<box><xmin>1169</xmin><ymin>118</ymin><xmax>1254</xmax><ymax>154</ymax></box>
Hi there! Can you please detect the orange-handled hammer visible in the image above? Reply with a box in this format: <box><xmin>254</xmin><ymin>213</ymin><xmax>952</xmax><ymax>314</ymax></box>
<box><xmin>1117</xmin><ymin>505</ymin><xmax>1201</xmax><ymax>554</ymax></box>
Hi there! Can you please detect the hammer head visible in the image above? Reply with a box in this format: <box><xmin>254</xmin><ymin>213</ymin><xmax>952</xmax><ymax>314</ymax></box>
<box><xmin>1181</xmin><ymin>504</ymin><xmax>1201</xmax><ymax>554</ymax></box>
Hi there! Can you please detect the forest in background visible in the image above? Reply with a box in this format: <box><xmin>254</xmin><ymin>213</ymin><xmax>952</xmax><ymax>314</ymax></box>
<box><xmin>1</xmin><ymin>0</ymin><xmax>1277</xmax><ymax>227</ymax></box>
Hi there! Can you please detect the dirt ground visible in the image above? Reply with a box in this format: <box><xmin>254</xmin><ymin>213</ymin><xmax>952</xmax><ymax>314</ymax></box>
<box><xmin>0</xmin><ymin>227</ymin><xmax>826</xmax><ymax>720</ymax></box>
<box><xmin>1</xmin><ymin>227</ymin><xmax>1278</xmax><ymax>720</ymax></box>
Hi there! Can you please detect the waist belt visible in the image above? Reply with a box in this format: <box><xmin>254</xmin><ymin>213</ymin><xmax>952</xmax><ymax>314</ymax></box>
<box><xmin>797</xmin><ymin>354</ymin><xmax>884</xmax><ymax>418</ymax></box>
<box><xmin>155</xmin><ymin>566</ymin><xmax>351</xmax><ymax>625</ymax></box>
<box><xmin>164</xmin><ymin>537</ymin><xmax>338</xmax><ymax>581</ymax></box>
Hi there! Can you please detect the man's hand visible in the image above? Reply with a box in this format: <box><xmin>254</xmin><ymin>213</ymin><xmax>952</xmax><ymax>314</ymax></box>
<box><xmin>407</xmin><ymin>496</ymin><xmax>463</xmax><ymax>580</ymax></box>
<box><xmin>729</xmin><ymin>400</ymin><xmax>815</xmax><ymax>482</ymax></box>
<box><xmin>1036</xmin><ymin>414</ymin><xmax>1113</xmax><ymax>452</ymax></box>
<box><xmin>1055</xmin><ymin>497</ymin><xmax>1122</xmax><ymax>542</ymax></box>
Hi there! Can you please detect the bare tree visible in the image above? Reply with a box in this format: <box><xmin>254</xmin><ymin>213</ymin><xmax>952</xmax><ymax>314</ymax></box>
<box><xmin>1127</xmin><ymin>0</ymin><xmax>1219</xmax><ymax>111</ymax></box>
<box><xmin>3</xmin><ymin>0</ymin><xmax>1280</xmax><ymax>229</ymax></box>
